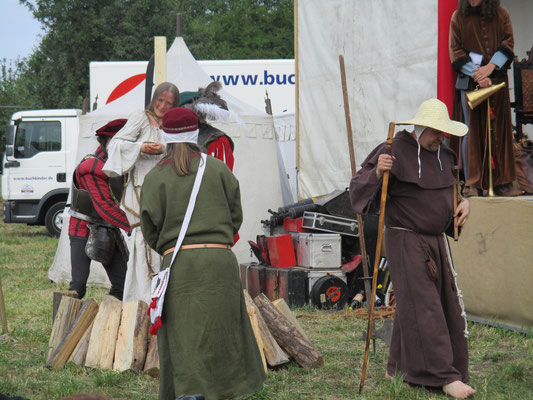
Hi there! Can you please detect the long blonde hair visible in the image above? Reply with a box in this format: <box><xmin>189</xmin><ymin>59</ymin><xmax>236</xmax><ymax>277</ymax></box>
<box><xmin>145</xmin><ymin>82</ymin><xmax>180</xmax><ymax>121</ymax></box>
<box><xmin>162</xmin><ymin>143</ymin><xmax>202</xmax><ymax>176</ymax></box>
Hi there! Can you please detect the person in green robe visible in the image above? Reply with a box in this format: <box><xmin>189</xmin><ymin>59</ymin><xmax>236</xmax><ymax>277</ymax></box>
<box><xmin>140</xmin><ymin>107</ymin><xmax>266</xmax><ymax>400</ymax></box>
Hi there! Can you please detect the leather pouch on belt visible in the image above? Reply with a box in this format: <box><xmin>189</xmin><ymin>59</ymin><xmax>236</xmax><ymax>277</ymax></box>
<box><xmin>425</xmin><ymin>256</ymin><xmax>439</xmax><ymax>281</ymax></box>
<box><xmin>418</xmin><ymin>237</ymin><xmax>439</xmax><ymax>281</ymax></box>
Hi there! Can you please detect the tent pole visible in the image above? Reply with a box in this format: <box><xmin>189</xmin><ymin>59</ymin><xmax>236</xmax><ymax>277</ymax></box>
<box><xmin>154</xmin><ymin>36</ymin><xmax>167</xmax><ymax>87</ymax></box>
<box><xmin>294</xmin><ymin>0</ymin><xmax>300</xmax><ymax>186</ymax></box>
<box><xmin>176</xmin><ymin>13</ymin><xmax>182</xmax><ymax>37</ymax></box>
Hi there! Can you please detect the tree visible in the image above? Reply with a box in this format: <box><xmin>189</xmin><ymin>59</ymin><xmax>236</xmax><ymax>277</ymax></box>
<box><xmin>0</xmin><ymin>58</ymin><xmax>35</xmax><ymax>155</ymax></box>
<box><xmin>20</xmin><ymin>0</ymin><xmax>176</xmax><ymax>108</ymax></box>
<box><xmin>179</xmin><ymin>0</ymin><xmax>294</xmax><ymax>60</ymax></box>
<box><xmin>17</xmin><ymin>0</ymin><xmax>294</xmax><ymax>109</ymax></box>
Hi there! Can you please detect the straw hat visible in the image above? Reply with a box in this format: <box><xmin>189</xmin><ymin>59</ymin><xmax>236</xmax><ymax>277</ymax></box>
<box><xmin>397</xmin><ymin>98</ymin><xmax>467</xmax><ymax>137</ymax></box>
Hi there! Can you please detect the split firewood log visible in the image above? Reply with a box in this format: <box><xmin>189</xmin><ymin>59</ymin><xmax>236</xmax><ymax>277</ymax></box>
<box><xmin>243</xmin><ymin>290</ymin><xmax>289</xmax><ymax>367</ymax></box>
<box><xmin>113</xmin><ymin>301</ymin><xmax>150</xmax><ymax>372</ymax></box>
<box><xmin>85</xmin><ymin>295</ymin><xmax>122</xmax><ymax>370</ymax></box>
<box><xmin>47</xmin><ymin>298</ymin><xmax>98</xmax><ymax>369</ymax></box>
<box><xmin>48</xmin><ymin>296</ymin><xmax>83</xmax><ymax>359</ymax></box>
<box><xmin>254</xmin><ymin>293</ymin><xmax>323</xmax><ymax>369</ymax></box>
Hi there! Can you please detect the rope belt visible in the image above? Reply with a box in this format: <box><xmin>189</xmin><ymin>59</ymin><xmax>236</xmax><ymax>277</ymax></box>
<box><xmin>163</xmin><ymin>243</ymin><xmax>231</xmax><ymax>256</ymax></box>
<box><xmin>386</xmin><ymin>226</ymin><xmax>415</xmax><ymax>232</ymax></box>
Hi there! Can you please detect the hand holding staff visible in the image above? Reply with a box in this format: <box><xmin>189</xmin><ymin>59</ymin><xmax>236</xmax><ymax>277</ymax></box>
<box><xmin>359</xmin><ymin>122</ymin><xmax>396</xmax><ymax>394</ymax></box>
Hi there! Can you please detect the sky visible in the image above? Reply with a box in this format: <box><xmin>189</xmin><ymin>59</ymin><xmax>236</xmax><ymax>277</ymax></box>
<box><xmin>0</xmin><ymin>0</ymin><xmax>43</xmax><ymax>62</ymax></box>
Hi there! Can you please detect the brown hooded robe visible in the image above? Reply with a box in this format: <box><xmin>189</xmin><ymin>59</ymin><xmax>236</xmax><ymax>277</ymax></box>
<box><xmin>349</xmin><ymin>131</ymin><xmax>469</xmax><ymax>387</ymax></box>
<box><xmin>449</xmin><ymin>6</ymin><xmax>515</xmax><ymax>191</ymax></box>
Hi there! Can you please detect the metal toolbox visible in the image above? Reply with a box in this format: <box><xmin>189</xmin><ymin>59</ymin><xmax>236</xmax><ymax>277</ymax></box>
<box><xmin>295</xmin><ymin>232</ymin><xmax>341</xmax><ymax>268</ymax></box>
<box><xmin>302</xmin><ymin>211</ymin><xmax>359</xmax><ymax>236</ymax></box>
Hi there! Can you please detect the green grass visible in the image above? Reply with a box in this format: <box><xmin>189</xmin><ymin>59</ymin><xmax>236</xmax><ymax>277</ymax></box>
<box><xmin>0</xmin><ymin>221</ymin><xmax>532</xmax><ymax>399</ymax></box>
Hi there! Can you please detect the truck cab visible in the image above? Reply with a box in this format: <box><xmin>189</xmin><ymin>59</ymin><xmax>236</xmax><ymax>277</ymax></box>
<box><xmin>1</xmin><ymin>109</ymin><xmax>81</xmax><ymax>237</ymax></box>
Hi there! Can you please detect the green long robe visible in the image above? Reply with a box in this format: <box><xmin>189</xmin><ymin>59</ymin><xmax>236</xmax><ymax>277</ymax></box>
<box><xmin>140</xmin><ymin>155</ymin><xmax>265</xmax><ymax>400</ymax></box>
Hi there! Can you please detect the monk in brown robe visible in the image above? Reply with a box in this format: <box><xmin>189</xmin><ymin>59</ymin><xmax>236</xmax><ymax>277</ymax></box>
<box><xmin>350</xmin><ymin>99</ymin><xmax>476</xmax><ymax>399</ymax></box>
<box><xmin>449</xmin><ymin>0</ymin><xmax>516</xmax><ymax>196</ymax></box>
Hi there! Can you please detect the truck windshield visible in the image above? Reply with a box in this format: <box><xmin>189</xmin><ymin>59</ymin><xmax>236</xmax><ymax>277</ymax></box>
<box><xmin>14</xmin><ymin>121</ymin><xmax>61</xmax><ymax>159</ymax></box>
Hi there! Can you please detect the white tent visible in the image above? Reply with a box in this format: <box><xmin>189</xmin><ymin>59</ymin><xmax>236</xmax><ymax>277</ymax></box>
<box><xmin>296</xmin><ymin>0</ymin><xmax>533</xmax><ymax>198</ymax></box>
<box><xmin>48</xmin><ymin>37</ymin><xmax>289</xmax><ymax>286</ymax></box>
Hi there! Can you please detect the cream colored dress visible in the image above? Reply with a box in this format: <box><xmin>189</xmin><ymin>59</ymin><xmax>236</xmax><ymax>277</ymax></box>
<box><xmin>103</xmin><ymin>110</ymin><xmax>163</xmax><ymax>303</ymax></box>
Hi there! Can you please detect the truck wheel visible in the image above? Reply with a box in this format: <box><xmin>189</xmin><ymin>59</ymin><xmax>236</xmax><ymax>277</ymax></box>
<box><xmin>45</xmin><ymin>202</ymin><xmax>66</xmax><ymax>238</ymax></box>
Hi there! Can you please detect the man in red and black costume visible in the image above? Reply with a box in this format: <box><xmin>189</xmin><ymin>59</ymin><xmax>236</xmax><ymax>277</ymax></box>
<box><xmin>68</xmin><ymin>119</ymin><xmax>131</xmax><ymax>300</ymax></box>
<box><xmin>180</xmin><ymin>81</ymin><xmax>235</xmax><ymax>171</ymax></box>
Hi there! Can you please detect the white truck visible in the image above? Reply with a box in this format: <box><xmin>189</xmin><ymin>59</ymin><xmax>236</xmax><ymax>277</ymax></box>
<box><xmin>1</xmin><ymin>59</ymin><xmax>295</xmax><ymax>237</ymax></box>
<box><xmin>1</xmin><ymin>109</ymin><xmax>81</xmax><ymax>236</ymax></box>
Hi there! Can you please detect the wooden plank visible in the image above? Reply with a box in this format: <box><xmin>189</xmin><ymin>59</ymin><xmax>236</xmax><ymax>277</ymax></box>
<box><xmin>273</xmin><ymin>298</ymin><xmax>308</xmax><ymax>340</ymax></box>
<box><xmin>247</xmin><ymin>306</ymin><xmax>267</xmax><ymax>373</ymax></box>
<box><xmin>85</xmin><ymin>296</ymin><xmax>122</xmax><ymax>370</ymax></box>
<box><xmin>243</xmin><ymin>290</ymin><xmax>289</xmax><ymax>367</ymax></box>
<box><xmin>143</xmin><ymin>335</ymin><xmax>159</xmax><ymax>377</ymax></box>
<box><xmin>254</xmin><ymin>293</ymin><xmax>323</xmax><ymax>369</ymax></box>
<box><xmin>52</xmin><ymin>291</ymin><xmax>79</xmax><ymax>325</ymax></box>
<box><xmin>113</xmin><ymin>301</ymin><xmax>150</xmax><ymax>372</ymax></box>
<box><xmin>48</xmin><ymin>296</ymin><xmax>83</xmax><ymax>359</ymax></box>
<box><xmin>47</xmin><ymin>299</ymin><xmax>99</xmax><ymax>369</ymax></box>
<box><xmin>68</xmin><ymin>319</ymin><xmax>94</xmax><ymax>366</ymax></box>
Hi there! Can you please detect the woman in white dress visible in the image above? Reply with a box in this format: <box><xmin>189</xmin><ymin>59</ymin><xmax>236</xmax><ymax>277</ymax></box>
<box><xmin>103</xmin><ymin>82</ymin><xmax>180</xmax><ymax>303</ymax></box>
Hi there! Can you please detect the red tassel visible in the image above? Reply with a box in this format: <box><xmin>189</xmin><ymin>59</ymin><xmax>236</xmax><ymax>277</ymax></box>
<box><xmin>149</xmin><ymin>316</ymin><xmax>163</xmax><ymax>336</ymax></box>
<box><xmin>147</xmin><ymin>298</ymin><xmax>157</xmax><ymax>316</ymax></box>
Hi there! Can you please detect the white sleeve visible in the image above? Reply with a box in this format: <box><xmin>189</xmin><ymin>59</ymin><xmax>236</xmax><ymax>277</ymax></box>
<box><xmin>103</xmin><ymin>110</ymin><xmax>147</xmax><ymax>177</ymax></box>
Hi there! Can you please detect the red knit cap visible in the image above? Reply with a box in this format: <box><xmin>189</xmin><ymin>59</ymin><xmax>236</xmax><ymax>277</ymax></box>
<box><xmin>162</xmin><ymin>107</ymin><xmax>199</xmax><ymax>135</ymax></box>
<box><xmin>95</xmin><ymin>119</ymin><xmax>127</xmax><ymax>137</ymax></box>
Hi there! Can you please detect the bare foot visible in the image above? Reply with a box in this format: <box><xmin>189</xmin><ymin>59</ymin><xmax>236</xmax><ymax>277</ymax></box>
<box><xmin>384</xmin><ymin>371</ymin><xmax>392</xmax><ymax>381</ymax></box>
<box><xmin>443</xmin><ymin>380</ymin><xmax>476</xmax><ymax>398</ymax></box>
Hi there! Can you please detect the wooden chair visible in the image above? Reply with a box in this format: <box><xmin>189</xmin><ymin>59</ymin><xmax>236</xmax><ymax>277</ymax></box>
<box><xmin>512</xmin><ymin>46</ymin><xmax>533</xmax><ymax>142</ymax></box>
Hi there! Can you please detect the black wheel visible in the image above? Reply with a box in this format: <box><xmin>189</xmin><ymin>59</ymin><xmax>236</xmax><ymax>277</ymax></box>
<box><xmin>310</xmin><ymin>275</ymin><xmax>348</xmax><ymax>309</ymax></box>
<box><xmin>45</xmin><ymin>201</ymin><xmax>66</xmax><ymax>238</ymax></box>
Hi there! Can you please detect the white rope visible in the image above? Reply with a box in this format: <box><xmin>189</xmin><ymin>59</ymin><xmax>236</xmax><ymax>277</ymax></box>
<box><xmin>443</xmin><ymin>233</ymin><xmax>469</xmax><ymax>338</ymax></box>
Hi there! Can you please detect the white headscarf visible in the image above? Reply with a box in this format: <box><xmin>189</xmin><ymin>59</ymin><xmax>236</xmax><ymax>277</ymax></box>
<box><xmin>162</xmin><ymin>129</ymin><xmax>199</xmax><ymax>144</ymax></box>
<box><xmin>414</xmin><ymin>125</ymin><xmax>442</xmax><ymax>178</ymax></box>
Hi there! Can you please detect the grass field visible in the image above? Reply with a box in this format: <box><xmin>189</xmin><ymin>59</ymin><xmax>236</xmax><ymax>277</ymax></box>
<box><xmin>0</xmin><ymin>221</ymin><xmax>532</xmax><ymax>400</ymax></box>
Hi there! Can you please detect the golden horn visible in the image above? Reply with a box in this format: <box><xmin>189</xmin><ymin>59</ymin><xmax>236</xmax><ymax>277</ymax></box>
<box><xmin>466</xmin><ymin>82</ymin><xmax>506</xmax><ymax>110</ymax></box>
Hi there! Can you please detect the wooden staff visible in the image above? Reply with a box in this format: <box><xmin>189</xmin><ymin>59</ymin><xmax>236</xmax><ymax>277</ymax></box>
<box><xmin>0</xmin><ymin>277</ymin><xmax>8</xmax><ymax>334</ymax></box>
<box><xmin>359</xmin><ymin>122</ymin><xmax>395</xmax><ymax>394</ymax></box>
<box><xmin>339</xmin><ymin>54</ymin><xmax>372</xmax><ymax>308</ymax></box>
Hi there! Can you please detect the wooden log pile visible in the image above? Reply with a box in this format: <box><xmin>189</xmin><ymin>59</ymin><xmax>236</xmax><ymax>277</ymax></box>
<box><xmin>46</xmin><ymin>292</ymin><xmax>155</xmax><ymax>374</ymax></box>
<box><xmin>245</xmin><ymin>292</ymin><xmax>323</xmax><ymax>370</ymax></box>
<box><xmin>46</xmin><ymin>290</ymin><xmax>322</xmax><ymax>373</ymax></box>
